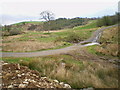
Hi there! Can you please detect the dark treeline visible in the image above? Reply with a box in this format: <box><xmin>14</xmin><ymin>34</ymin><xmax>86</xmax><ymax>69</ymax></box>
<box><xmin>42</xmin><ymin>17</ymin><xmax>96</xmax><ymax>30</ymax></box>
<box><xmin>96</xmin><ymin>12</ymin><xmax>120</xmax><ymax>27</ymax></box>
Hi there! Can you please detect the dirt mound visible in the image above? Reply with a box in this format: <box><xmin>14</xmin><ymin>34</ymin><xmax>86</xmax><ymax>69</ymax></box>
<box><xmin>1</xmin><ymin>61</ymin><xmax>71</xmax><ymax>88</ymax></box>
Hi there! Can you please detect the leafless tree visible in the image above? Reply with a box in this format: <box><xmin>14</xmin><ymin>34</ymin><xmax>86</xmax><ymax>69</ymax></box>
<box><xmin>40</xmin><ymin>11</ymin><xmax>55</xmax><ymax>33</ymax></box>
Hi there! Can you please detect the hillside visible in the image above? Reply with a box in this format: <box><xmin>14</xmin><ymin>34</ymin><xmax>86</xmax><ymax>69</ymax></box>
<box><xmin>2</xmin><ymin>17</ymin><xmax>95</xmax><ymax>33</ymax></box>
<box><xmin>2</xmin><ymin>25</ymin><xmax>119</xmax><ymax>88</ymax></box>
<box><xmin>98</xmin><ymin>26</ymin><xmax>118</xmax><ymax>56</ymax></box>
<box><xmin>1</xmin><ymin>14</ymin><xmax>119</xmax><ymax>89</ymax></box>
<box><xmin>2</xmin><ymin>20</ymin><xmax>98</xmax><ymax>52</ymax></box>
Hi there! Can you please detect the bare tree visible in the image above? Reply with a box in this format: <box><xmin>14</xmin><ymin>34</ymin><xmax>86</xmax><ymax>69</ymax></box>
<box><xmin>40</xmin><ymin>11</ymin><xmax>55</xmax><ymax>33</ymax></box>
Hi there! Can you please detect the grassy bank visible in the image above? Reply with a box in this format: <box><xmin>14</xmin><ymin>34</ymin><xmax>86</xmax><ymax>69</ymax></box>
<box><xmin>86</xmin><ymin>26</ymin><xmax>118</xmax><ymax>57</ymax></box>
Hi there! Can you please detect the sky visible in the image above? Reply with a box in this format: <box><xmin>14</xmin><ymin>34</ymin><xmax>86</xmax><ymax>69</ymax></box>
<box><xmin>0</xmin><ymin>0</ymin><xmax>119</xmax><ymax>25</ymax></box>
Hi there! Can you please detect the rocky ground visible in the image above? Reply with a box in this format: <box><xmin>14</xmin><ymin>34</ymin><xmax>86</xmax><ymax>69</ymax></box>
<box><xmin>0</xmin><ymin>61</ymin><xmax>71</xmax><ymax>88</ymax></box>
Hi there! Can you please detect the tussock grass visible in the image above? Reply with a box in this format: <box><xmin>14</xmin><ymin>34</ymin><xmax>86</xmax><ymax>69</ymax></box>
<box><xmin>96</xmin><ymin>44</ymin><xmax>118</xmax><ymax>56</ymax></box>
<box><xmin>3</xmin><ymin>54</ymin><xmax>118</xmax><ymax>88</ymax></box>
<box><xmin>2</xmin><ymin>41</ymin><xmax>66</xmax><ymax>52</ymax></box>
<box><xmin>99</xmin><ymin>26</ymin><xmax>118</xmax><ymax>44</ymax></box>
<box><xmin>86</xmin><ymin>26</ymin><xmax>118</xmax><ymax>57</ymax></box>
<box><xmin>27</xmin><ymin>58</ymin><xmax>118</xmax><ymax>88</ymax></box>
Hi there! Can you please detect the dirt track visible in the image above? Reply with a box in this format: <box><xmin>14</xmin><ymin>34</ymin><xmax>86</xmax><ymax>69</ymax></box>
<box><xmin>1</xmin><ymin>25</ymin><xmax>117</xmax><ymax>57</ymax></box>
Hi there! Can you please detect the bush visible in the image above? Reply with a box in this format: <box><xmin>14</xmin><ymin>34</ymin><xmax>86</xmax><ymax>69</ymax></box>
<box><xmin>2</xmin><ymin>31</ymin><xmax>10</xmax><ymax>36</ymax></box>
<box><xmin>64</xmin><ymin>32</ymin><xmax>82</xmax><ymax>43</ymax></box>
<box><xmin>27</xmin><ymin>24</ymin><xmax>37</xmax><ymax>30</ymax></box>
<box><xmin>54</xmin><ymin>36</ymin><xmax>64</xmax><ymax>42</ymax></box>
<box><xmin>9</xmin><ymin>30</ymin><xmax>22</xmax><ymax>35</ymax></box>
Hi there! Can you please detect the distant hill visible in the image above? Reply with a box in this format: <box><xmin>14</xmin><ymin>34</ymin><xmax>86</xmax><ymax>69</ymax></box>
<box><xmin>42</xmin><ymin>17</ymin><xmax>96</xmax><ymax>30</ymax></box>
<box><xmin>2</xmin><ymin>17</ymin><xmax>96</xmax><ymax>33</ymax></box>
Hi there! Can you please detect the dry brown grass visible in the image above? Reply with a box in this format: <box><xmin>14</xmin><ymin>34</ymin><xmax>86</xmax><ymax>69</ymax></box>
<box><xmin>2</xmin><ymin>41</ymin><xmax>63</xmax><ymax>52</ymax></box>
<box><xmin>3</xmin><ymin>44</ymin><xmax>118</xmax><ymax>88</ymax></box>
<box><xmin>16</xmin><ymin>52</ymin><xmax>118</xmax><ymax>88</ymax></box>
<box><xmin>2</xmin><ymin>35</ymin><xmax>23</xmax><ymax>43</ymax></box>
<box><xmin>2</xmin><ymin>30</ymin><xmax>66</xmax><ymax>52</ymax></box>
<box><xmin>48</xmin><ymin>60</ymin><xmax>118</xmax><ymax>88</ymax></box>
<box><xmin>96</xmin><ymin>44</ymin><xmax>118</xmax><ymax>56</ymax></box>
<box><xmin>100</xmin><ymin>27</ymin><xmax>118</xmax><ymax>41</ymax></box>
<box><xmin>68</xmin><ymin>47</ymin><xmax>99</xmax><ymax>61</ymax></box>
<box><xmin>96</xmin><ymin>26</ymin><xmax>118</xmax><ymax>57</ymax></box>
<box><xmin>4</xmin><ymin>55</ymin><xmax>118</xmax><ymax>88</ymax></box>
<box><xmin>43</xmin><ymin>29</ymin><xmax>67</xmax><ymax>33</ymax></box>
<box><xmin>2</xmin><ymin>33</ymin><xmax>49</xmax><ymax>42</ymax></box>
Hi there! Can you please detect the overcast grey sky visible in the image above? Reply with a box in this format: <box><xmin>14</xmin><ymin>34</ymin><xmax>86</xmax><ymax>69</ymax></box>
<box><xmin>0</xmin><ymin>0</ymin><xmax>119</xmax><ymax>25</ymax></box>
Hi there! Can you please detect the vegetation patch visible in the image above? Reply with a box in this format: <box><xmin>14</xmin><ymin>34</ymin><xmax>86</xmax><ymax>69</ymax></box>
<box><xmin>63</xmin><ymin>32</ymin><xmax>83</xmax><ymax>43</ymax></box>
<box><xmin>85</xmin><ymin>45</ymin><xmax>98</xmax><ymax>55</ymax></box>
<box><xmin>73</xmin><ymin>20</ymin><xmax>97</xmax><ymax>30</ymax></box>
<box><xmin>2</xmin><ymin>20</ymin><xmax>98</xmax><ymax>52</ymax></box>
<box><xmin>96</xmin><ymin>13</ymin><xmax>119</xmax><ymax>27</ymax></box>
<box><xmin>2</xmin><ymin>54</ymin><xmax>118</xmax><ymax>88</ymax></box>
<box><xmin>2</xmin><ymin>41</ymin><xmax>72</xmax><ymax>52</ymax></box>
<box><xmin>85</xmin><ymin>26</ymin><xmax>118</xmax><ymax>62</ymax></box>
<box><xmin>97</xmin><ymin>26</ymin><xmax>118</xmax><ymax>57</ymax></box>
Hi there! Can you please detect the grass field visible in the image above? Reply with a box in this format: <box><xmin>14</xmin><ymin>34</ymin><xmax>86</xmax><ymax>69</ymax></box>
<box><xmin>2</xmin><ymin>20</ymin><xmax>99</xmax><ymax>52</ymax></box>
<box><xmin>2</xmin><ymin>30</ymin><xmax>72</xmax><ymax>52</ymax></box>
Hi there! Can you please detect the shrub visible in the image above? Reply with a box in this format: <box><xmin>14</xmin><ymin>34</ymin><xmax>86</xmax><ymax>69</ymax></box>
<box><xmin>9</xmin><ymin>30</ymin><xmax>22</xmax><ymax>35</ymax></box>
<box><xmin>64</xmin><ymin>32</ymin><xmax>82</xmax><ymax>43</ymax></box>
<box><xmin>27</xmin><ymin>24</ymin><xmax>37</xmax><ymax>30</ymax></box>
<box><xmin>2</xmin><ymin>31</ymin><xmax>10</xmax><ymax>36</ymax></box>
<box><xmin>54</xmin><ymin>36</ymin><xmax>64</xmax><ymax>42</ymax></box>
